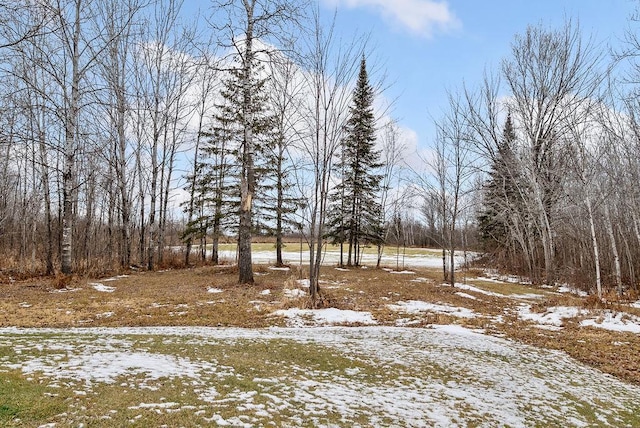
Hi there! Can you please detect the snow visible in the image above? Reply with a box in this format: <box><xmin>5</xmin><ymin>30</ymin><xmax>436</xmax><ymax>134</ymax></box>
<box><xmin>631</xmin><ymin>301</ymin><xmax>640</xmax><ymax>309</ymax></box>
<box><xmin>216</xmin><ymin>248</ymin><xmax>470</xmax><ymax>269</ymax></box>
<box><xmin>260</xmin><ymin>289</ymin><xmax>271</xmax><ymax>295</ymax></box>
<box><xmin>207</xmin><ymin>288</ymin><xmax>224</xmax><ymax>294</ymax></box>
<box><xmin>557</xmin><ymin>285</ymin><xmax>589</xmax><ymax>297</ymax></box>
<box><xmin>452</xmin><ymin>283</ymin><xmax>503</xmax><ymax>297</ymax></box>
<box><xmin>95</xmin><ymin>312</ymin><xmax>114</xmax><ymax>319</ymax></box>
<box><xmin>455</xmin><ymin>292</ymin><xmax>478</xmax><ymax>300</ymax></box>
<box><xmin>103</xmin><ymin>275</ymin><xmax>130</xmax><ymax>282</ymax></box>
<box><xmin>268</xmin><ymin>266</ymin><xmax>290</xmax><ymax>271</ymax></box>
<box><xmin>90</xmin><ymin>283</ymin><xmax>116</xmax><ymax>293</ymax></box>
<box><xmin>129</xmin><ymin>402</ymin><xmax>180</xmax><ymax>410</ymax></box>
<box><xmin>283</xmin><ymin>288</ymin><xmax>307</xmax><ymax>298</ymax></box>
<box><xmin>516</xmin><ymin>305</ymin><xmax>588</xmax><ymax>327</ymax></box>
<box><xmin>272</xmin><ymin>308</ymin><xmax>377</xmax><ymax>326</ymax></box>
<box><xmin>3</xmin><ymin>326</ymin><xmax>639</xmax><ymax>427</ymax></box>
<box><xmin>580</xmin><ymin>311</ymin><xmax>640</xmax><ymax>334</ymax></box>
<box><xmin>295</xmin><ymin>279</ymin><xmax>310</xmax><ymax>288</ymax></box>
<box><xmin>388</xmin><ymin>300</ymin><xmax>477</xmax><ymax>319</ymax></box>
<box><xmin>453</xmin><ymin>283</ymin><xmax>542</xmax><ymax>300</ymax></box>
<box><xmin>516</xmin><ymin>305</ymin><xmax>640</xmax><ymax>333</ymax></box>
<box><xmin>21</xmin><ymin>351</ymin><xmax>216</xmax><ymax>388</ymax></box>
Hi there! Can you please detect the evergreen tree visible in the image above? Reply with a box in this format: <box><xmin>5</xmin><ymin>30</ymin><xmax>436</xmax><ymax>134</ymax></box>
<box><xmin>184</xmin><ymin>57</ymin><xmax>274</xmax><ymax>268</ymax></box>
<box><xmin>254</xmin><ymin>129</ymin><xmax>304</xmax><ymax>266</ymax></box>
<box><xmin>327</xmin><ymin>55</ymin><xmax>383</xmax><ymax>266</ymax></box>
<box><xmin>477</xmin><ymin>112</ymin><xmax>527</xmax><ymax>258</ymax></box>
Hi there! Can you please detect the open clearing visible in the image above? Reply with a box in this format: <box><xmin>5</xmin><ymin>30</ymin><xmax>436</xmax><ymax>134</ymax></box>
<box><xmin>2</xmin><ymin>247</ymin><xmax>640</xmax><ymax>426</ymax></box>
<box><xmin>2</xmin><ymin>326</ymin><xmax>640</xmax><ymax>427</ymax></box>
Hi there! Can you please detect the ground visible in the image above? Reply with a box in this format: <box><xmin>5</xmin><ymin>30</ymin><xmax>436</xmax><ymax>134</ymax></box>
<box><xmin>1</xmin><ymin>245</ymin><xmax>640</xmax><ymax>427</ymax></box>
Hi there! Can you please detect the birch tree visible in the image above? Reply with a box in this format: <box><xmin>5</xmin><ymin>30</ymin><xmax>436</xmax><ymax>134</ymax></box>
<box><xmin>297</xmin><ymin>8</ymin><xmax>362</xmax><ymax>305</ymax></box>
<box><xmin>502</xmin><ymin>21</ymin><xmax>602</xmax><ymax>284</ymax></box>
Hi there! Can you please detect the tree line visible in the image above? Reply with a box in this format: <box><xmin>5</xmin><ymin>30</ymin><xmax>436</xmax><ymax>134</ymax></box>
<box><xmin>2</xmin><ymin>0</ymin><xmax>640</xmax><ymax>301</ymax></box>
<box><xmin>435</xmin><ymin>15</ymin><xmax>640</xmax><ymax>297</ymax></box>
<box><xmin>0</xmin><ymin>0</ymin><xmax>398</xmax><ymax>306</ymax></box>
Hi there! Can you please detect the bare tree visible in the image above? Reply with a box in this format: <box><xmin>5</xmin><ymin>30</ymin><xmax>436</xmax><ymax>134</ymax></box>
<box><xmin>96</xmin><ymin>0</ymin><xmax>146</xmax><ymax>270</ymax></box>
<box><xmin>501</xmin><ymin>20</ymin><xmax>602</xmax><ymax>284</ymax></box>
<box><xmin>375</xmin><ymin>119</ymin><xmax>405</xmax><ymax>268</ymax></box>
<box><xmin>296</xmin><ymin>8</ymin><xmax>363</xmax><ymax>306</ymax></box>
<box><xmin>267</xmin><ymin>49</ymin><xmax>306</xmax><ymax>267</ymax></box>
<box><xmin>183</xmin><ymin>51</ymin><xmax>219</xmax><ymax>266</ymax></box>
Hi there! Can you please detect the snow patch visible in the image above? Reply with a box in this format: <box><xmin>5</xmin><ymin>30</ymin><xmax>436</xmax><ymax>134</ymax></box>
<box><xmin>388</xmin><ymin>300</ymin><xmax>477</xmax><ymax>318</ymax></box>
<box><xmin>95</xmin><ymin>312</ymin><xmax>114</xmax><ymax>319</ymax></box>
<box><xmin>273</xmin><ymin>308</ymin><xmax>377</xmax><ymax>326</ymax></box>
<box><xmin>103</xmin><ymin>275</ymin><xmax>130</xmax><ymax>282</ymax></box>
<box><xmin>516</xmin><ymin>305</ymin><xmax>588</xmax><ymax>327</ymax></box>
<box><xmin>455</xmin><ymin>292</ymin><xmax>478</xmax><ymax>300</ymax></box>
<box><xmin>295</xmin><ymin>279</ymin><xmax>310</xmax><ymax>288</ymax></box>
<box><xmin>90</xmin><ymin>283</ymin><xmax>116</xmax><ymax>293</ymax></box>
<box><xmin>557</xmin><ymin>285</ymin><xmax>589</xmax><ymax>297</ymax></box>
<box><xmin>453</xmin><ymin>283</ymin><xmax>503</xmax><ymax>297</ymax></box>
<box><xmin>580</xmin><ymin>311</ymin><xmax>640</xmax><ymax>334</ymax></box>
<box><xmin>21</xmin><ymin>351</ymin><xmax>216</xmax><ymax>387</ymax></box>
<box><xmin>207</xmin><ymin>288</ymin><xmax>224</xmax><ymax>294</ymax></box>
<box><xmin>50</xmin><ymin>287</ymin><xmax>82</xmax><ymax>293</ymax></box>
<box><xmin>283</xmin><ymin>289</ymin><xmax>307</xmax><ymax>298</ymax></box>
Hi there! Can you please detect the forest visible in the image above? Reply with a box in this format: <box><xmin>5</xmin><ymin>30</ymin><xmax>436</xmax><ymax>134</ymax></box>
<box><xmin>1</xmin><ymin>0</ymin><xmax>640</xmax><ymax>303</ymax></box>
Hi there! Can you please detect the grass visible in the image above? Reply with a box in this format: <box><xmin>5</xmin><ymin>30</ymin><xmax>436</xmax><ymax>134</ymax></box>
<box><xmin>0</xmin><ymin>333</ymin><xmax>432</xmax><ymax>427</ymax></box>
<box><xmin>1</xmin><ymin>262</ymin><xmax>639</xmax><ymax>385</ymax></box>
<box><xmin>2</xmin><ymin>328</ymin><xmax>639</xmax><ymax>427</ymax></box>
<box><xmin>2</xmin><ymin>254</ymin><xmax>640</xmax><ymax>425</ymax></box>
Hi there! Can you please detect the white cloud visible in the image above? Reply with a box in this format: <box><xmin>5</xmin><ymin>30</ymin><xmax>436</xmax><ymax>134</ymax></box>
<box><xmin>324</xmin><ymin>0</ymin><xmax>460</xmax><ymax>38</ymax></box>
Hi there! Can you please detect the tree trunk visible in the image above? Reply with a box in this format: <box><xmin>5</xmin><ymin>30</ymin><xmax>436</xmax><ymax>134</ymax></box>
<box><xmin>61</xmin><ymin>0</ymin><xmax>83</xmax><ymax>275</ymax></box>
<box><xmin>603</xmin><ymin>200</ymin><xmax>623</xmax><ymax>296</ymax></box>
<box><xmin>586</xmin><ymin>196</ymin><xmax>602</xmax><ymax>298</ymax></box>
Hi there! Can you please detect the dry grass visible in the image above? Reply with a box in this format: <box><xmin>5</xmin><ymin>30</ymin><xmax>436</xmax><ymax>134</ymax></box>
<box><xmin>1</xmin><ymin>263</ymin><xmax>640</xmax><ymax>386</ymax></box>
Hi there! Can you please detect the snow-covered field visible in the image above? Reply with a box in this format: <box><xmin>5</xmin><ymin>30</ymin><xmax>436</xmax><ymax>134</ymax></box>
<box><xmin>215</xmin><ymin>248</ymin><xmax>469</xmax><ymax>269</ymax></box>
<box><xmin>1</xmin><ymin>325</ymin><xmax>639</xmax><ymax>427</ymax></box>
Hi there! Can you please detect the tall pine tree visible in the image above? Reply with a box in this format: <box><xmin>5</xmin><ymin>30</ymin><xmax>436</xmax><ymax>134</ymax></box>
<box><xmin>327</xmin><ymin>55</ymin><xmax>383</xmax><ymax>266</ymax></box>
<box><xmin>477</xmin><ymin>111</ymin><xmax>531</xmax><ymax>269</ymax></box>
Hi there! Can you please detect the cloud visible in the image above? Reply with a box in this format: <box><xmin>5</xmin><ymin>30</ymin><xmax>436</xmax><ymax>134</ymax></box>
<box><xmin>324</xmin><ymin>0</ymin><xmax>460</xmax><ymax>38</ymax></box>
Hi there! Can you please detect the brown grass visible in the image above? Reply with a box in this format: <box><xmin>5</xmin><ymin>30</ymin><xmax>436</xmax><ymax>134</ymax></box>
<box><xmin>1</xmin><ymin>264</ymin><xmax>640</xmax><ymax>385</ymax></box>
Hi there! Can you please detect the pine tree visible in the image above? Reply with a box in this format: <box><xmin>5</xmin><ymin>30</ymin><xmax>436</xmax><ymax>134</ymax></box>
<box><xmin>477</xmin><ymin>111</ymin><xmax>525</xmax><ymax>256</ymax></box>
<box><xmin>183</xmin><ymin>56</ymin><xmax>274</xmax><ymax>269</ymax></box>
<box><xmin>327</xmin><ymin>55</ymin><xmax>383</xmax><ymax>266</ymax></box>
<box><xmin>219</xmin><ymin>56</ymin><xmax>273</xmax><ymax>271</ymax></box>
<box><xmin>254</xmin><ymin>130</ymin><xmax>304</xmax><ymax>266</ymax></box>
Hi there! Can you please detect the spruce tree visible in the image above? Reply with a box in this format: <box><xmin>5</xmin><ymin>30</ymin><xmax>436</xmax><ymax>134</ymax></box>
<box><xmin>327</xmin><ymin>55</ymin><xmax>383</xmax><ymax>266</ymax></box>
<box><xmin>185</xmin><ymin>56</ymin><xmax>274</xmax><ymax>270</ymax></box>
<box><xmin>477</xmin><ymin>111</ymin><xmax>523</xmax><ymax>254</ymax></box>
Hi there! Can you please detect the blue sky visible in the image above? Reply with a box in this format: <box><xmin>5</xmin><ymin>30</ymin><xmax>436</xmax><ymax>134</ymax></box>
<box><xmin>319</xmin><ymin>0</ymin><xmax>634</xmax><ymax>152</ymax></box>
